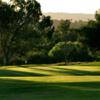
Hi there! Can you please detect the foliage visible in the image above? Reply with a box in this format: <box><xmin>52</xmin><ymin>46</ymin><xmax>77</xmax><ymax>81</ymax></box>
<box><xmin>56</xmin><ymin>19</ymin><xmax>71</xmax><ymax>41</ymax></box>
<box><xmin>0</xmin><ymin>0</ymin><xmax>42</xmax><ymax>65</ymax></box>
<box><xmin>49</xmin><ymin>41</ymin><xmax>92</xmax><ymax>61</ymax></box>
<box><xmin>80</xmin><ymin>11</ymin><xmax>100</xmax><ymax>51</ymax></box>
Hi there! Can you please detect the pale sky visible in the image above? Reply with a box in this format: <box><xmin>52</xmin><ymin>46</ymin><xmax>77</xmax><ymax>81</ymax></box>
<box><xmin>3</xmin><ymin>0</ymin><xmax>100</xmax><ymax>14</ymax></box>
<box><xmin>37</xmin><ymin>0</ymin><xmax>100</xmax><ymax>14</ymax></box>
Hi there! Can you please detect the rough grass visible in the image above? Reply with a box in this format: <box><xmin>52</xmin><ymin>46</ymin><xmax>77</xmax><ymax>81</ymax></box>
<box><xmin>0</xmin><ymin>62</ymin><xmax>100</xmax><ymax>100</ymax></box>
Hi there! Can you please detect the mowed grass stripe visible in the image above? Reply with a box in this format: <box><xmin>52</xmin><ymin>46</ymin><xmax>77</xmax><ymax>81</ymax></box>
<box><xmin>0</xmin><ymin>63</ymin><xmax>100</xmax><ymax>76</ymax></box>
<box><xmin>0</xmin><ymin>76</ymin><xmax>100</xmax><ymax>83</ymax></box>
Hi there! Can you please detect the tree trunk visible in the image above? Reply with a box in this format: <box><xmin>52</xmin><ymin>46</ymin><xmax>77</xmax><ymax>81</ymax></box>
<box><xmin>65</xmin><ymin>55</ymin><xmax>67</xmax><ymax>65</ymax></box>
<box><xmin>64</xmin><ymin>41</ymin><xmax>67</xmax><ymax>65</ymax></box>
<box><xmin>3</xmin><ymin>51</ymin><xmax>10</xmax><ymax>65</ymax></box>
<box><xmin>3</xmin><ymin>55</ymin><xmax>8</xmax><ymax>65</ymax></box>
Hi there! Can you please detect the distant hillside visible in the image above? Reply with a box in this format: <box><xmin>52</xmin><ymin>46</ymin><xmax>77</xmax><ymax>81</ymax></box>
<box><xmin>44</xmin><ymin>12</ymin><xmax>95</xmax><ymax>21</ymax></box>
<box><xmin>53</xmin><ymin>20</ymin><xmax>88</xmax><ymax>29</ymax></box>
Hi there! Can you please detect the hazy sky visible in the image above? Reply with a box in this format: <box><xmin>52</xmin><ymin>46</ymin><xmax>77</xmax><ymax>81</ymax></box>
<box><xmin>37</xmin><ymin>0</ymin><xmax>100</xmax><ymax>14</ymax></box>
<box><xmin>3</xmin><ymin>0</ymin><xmax>100</xmax><ymax>14</ymax></box>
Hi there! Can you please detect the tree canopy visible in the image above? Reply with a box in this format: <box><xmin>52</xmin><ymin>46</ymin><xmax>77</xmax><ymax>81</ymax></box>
<box><xmin>0</xmin><ymin>0</ymin><xmax>41</xmax><ymax>65</ymax></box>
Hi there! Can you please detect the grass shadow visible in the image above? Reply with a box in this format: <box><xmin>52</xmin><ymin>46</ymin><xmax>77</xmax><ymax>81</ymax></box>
<box><xmin>54</xmin><ymin>67</ymin><xmax>100</xmax><ymax>76</ymax></box>
<box><xmin>0</xmin><ymin>78</ymin><xmax>100</xmax><ymax>100</ymax></box>
<box><xmin>17</xmin><ymin>64</ymin><xmax>52</xmax><ymax>68</ymax></box>
<box><xmin>32</xmin><ymin>67</ymin><xmax>100</xmax><ymax>76</ymax></box>
<box><xmin>57</xmin><ymin>62</ymin><xmax>100</xmax><ymax>66</ymax></box>
<box><xmin>0</xmin><ymin>69</ymin><xmax>49</xmax><ymax>76</ymax></box>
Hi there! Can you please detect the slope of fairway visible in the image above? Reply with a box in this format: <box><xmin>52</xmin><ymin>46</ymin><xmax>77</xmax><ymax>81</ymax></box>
<box><xmin>0</xmin><ymin>62</ymin><xmax>100</xmax><ymax>100</ymax></box>
<box><xmin>0</xmin><ymin>62</ymin><xmax>100</xmax><ymax>76</ymax></box>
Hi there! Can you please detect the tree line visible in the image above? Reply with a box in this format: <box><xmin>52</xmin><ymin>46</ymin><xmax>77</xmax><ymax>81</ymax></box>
<box><xmin>0</xmin><ymin>0</ymin><xmax>100</xmax><ymax>65</ymax></box>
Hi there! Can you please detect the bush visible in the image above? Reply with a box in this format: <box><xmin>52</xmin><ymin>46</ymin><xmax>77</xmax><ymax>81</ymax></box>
<box><xmin>49</xmin><ymin>42</ymin><xmax>66</xmax><ymax>60</ymax></box>
<box><xmin>48</xmin><ymin>41</ymin><xmax>93</xmax><ymax>62</ymax></box>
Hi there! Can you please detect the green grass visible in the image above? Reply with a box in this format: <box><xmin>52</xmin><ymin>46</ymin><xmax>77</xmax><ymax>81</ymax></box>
<box><xmin>0</xmin><ymin>62</ymin><xmax>100</xmax><ymax>100</ymax></box>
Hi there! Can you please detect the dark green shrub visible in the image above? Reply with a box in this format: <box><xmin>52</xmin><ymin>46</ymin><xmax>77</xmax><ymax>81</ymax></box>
<box><xmin>48</xmin><ymin>41</ymin><xmax>93</xmax><ymax>62</ymax></box>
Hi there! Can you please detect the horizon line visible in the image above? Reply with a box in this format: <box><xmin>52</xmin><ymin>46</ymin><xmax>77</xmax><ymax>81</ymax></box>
<box><xmin>43</xmin><ymin>12</ymin><xmax>95</xmax><ymax>15</ymax></box>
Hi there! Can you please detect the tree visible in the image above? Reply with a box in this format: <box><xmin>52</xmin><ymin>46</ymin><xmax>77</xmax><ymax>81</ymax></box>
<box><xmin>56</xmin><ymin>19</ymin><xmax>71</xmax><ymax>41</ymax></box>
<box><xmin>37</xmin><ymin>15</ymin><xmax>54</xmax><ymax>48</ymax></box>
<box><xmin>48</xmin><ymin>41</ymin><xmax>91</xmax><ymax>63</ymax></box>
<box><xmin>81</xmin><ymin>11</ymin><xmax>100</xmax><ymax>52</ymax></box>
<box><xmin>55</xmin><ymin>19</ymin><xmax>71</xmax><ymax>64</ymax></box>
<box><xmin>26</xmin><ymin>15</ymin><xmax>55</xmax><ymax>63</ymax></box>
<box><xmin>0</xmin><ymin>0</ymin><xmax>42</xmax><ymax>65</ymax></box>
